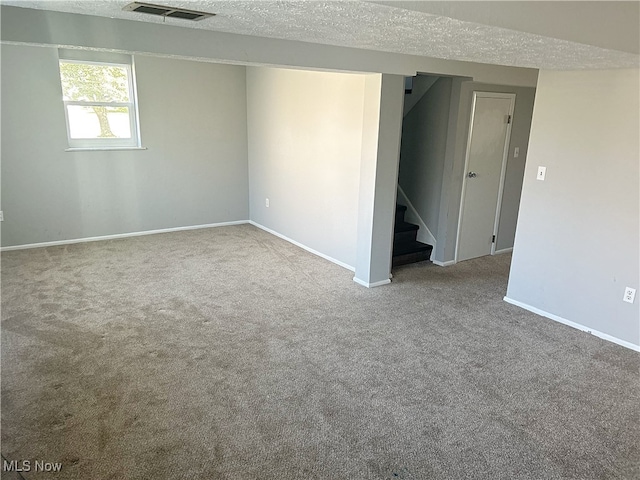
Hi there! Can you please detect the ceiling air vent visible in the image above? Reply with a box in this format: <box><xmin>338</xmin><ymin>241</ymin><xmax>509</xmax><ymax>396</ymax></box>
<box><xmin>123</xmin><ymin>2</ymin><xmax>215</xmax><ymax>21</ymax></box>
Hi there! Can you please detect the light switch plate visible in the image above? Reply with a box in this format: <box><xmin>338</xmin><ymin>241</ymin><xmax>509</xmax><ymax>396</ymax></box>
<box><xmin>514</xmin><ymin>147</ymin><xmax>520</xmax><ymax>158</ymax></box>
<box><xmin>537</xmin><ymin>166</ymin><xmax>546</xmax><ymax>181</ymax></box>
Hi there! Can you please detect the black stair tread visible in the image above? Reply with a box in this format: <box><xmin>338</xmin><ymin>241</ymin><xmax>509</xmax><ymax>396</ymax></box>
<box><xmin>393</xmin><ymin>240</ymin><xmax>433</xmax><ymax>257</ymax></box>
<box><xmin>395</xmin><ymin>205</ymin><xmax>408</xmax><ymax>224</ymax></box>
<box><xmin>392</xmin><ymin>250</ymin><xmax>432</xmax><ymax>267</ymax></box>
<box><xmin>396</xmin><ymin>204</ymin><xmax>407</xmax><ymax>213</ymax></box>
<box><xmin>394</xmin><ymin>221</ymin><xmax>419</xmax><ymax>233</ymax></box>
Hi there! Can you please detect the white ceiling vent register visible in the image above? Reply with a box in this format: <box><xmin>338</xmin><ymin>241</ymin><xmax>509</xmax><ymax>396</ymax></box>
<box><xmin>123</xmin><ymin>2</ymin><xmax>215</xmax><ymax>21</ymax></box>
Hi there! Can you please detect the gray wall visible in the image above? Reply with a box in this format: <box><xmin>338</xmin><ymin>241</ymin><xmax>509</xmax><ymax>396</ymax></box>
<box><xmin>403</xmin><ymin>75</ymin><xmax>439</xmax><ymax>116</ymax></box>
<box><xmin>246</xmin><ymin>67</ymin><xmax>367</xmax><ymax>268</ymax></box>
<box><xmin>398</xmin><ymin>77</ymin><xmax>453</xmax><ymax>245</ymax></box>
<box><xmin>354</xmin><ymin>74</ymin><xmax>405</xmax><ymax>286</ymax></box>
<box><xmin>1</xmin><ymin>44</ymin><xmax>249</xmax><ymax>247</ymax></box>
<box><xmin>507</xmin><ymin>69</ymin><xmax>639</xmax><ymax>347</ymax></box>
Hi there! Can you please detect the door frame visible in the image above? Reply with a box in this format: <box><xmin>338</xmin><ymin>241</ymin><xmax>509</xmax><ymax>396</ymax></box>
<box><xmin>455</xmin><ymin>91</ymin><xmax>516</xmax><ymax>263</ymax></box>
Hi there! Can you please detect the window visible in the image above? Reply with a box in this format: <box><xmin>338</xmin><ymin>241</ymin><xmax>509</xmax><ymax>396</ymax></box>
<box><xmin>59</xmin><ymin>56</ymin><xmax>141</xmax><ymax>149</ymax></box>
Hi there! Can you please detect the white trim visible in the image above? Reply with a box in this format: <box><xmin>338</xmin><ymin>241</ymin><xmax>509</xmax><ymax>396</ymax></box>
<box><xmin>432</xmin><ymin>259</ymin><xmax>456</xmax><ymax>267</ymax></box>
<box><xmin>503</xmin><ymin>297</ymin><xmax>640</xmax><ymax>352</ymax></box>
<box><xmin>130</xmin><ymin>55</ymin><xmax>143</xmax><ymax>149</ymax></box>
<box><xmin>249</xmin><ymin>221</ymin><xmax>355</xmax><ymax>272</ymax></box>
<box><xmin>0</xmin><ymin>221</ymin><xmax>249</xmax><ymax>252</ymax></box>
<box><xmin>353</xmin><ymin>277</ymin><xmax>391</xmax><ymax>288</ymax></box>
<box><xmin>396</xmin><ymin>185</ymin><xmax>436</xmax><ymax>248</ymax></box>
<box><xmin>455</xmin><ymin>92</ymin><xmax>516</xmax><ymax>263</ymax></box>
<box><xmin>494</xmin><ymin>247</ymin><xmax>513</xmax><ymax>255</ymax></box>
<box><xmin>490</xmin><ymin>94</ymin><xmax>516</xmax><ymax>256</ymax></box>
<box><xmin>65</xmin><ymin>146</ymin><xmax>147</xmax><ymax>152</ymax></box>
<box><xmin>455</xmin><ymin>92</ymin><xmax>479</xmax><ymax>263</ymax></box>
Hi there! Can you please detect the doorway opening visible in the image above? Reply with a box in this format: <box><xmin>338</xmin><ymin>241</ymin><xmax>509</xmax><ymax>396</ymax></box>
<box><xmin>395</xmin><ymin>74</ymin><xmax>536</xmax><ymax>268</ymax></box>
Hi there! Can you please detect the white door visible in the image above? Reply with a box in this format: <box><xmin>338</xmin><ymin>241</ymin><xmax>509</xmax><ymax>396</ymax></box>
<box><xmin>456</xmin><ymin>92</ymin><xmax>515</xmax><ymax>262</ymax></box>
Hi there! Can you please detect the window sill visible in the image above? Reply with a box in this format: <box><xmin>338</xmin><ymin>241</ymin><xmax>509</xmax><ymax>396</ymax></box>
<box><xmin>65</xmin><ymin>146</ymin><xmax>147</xmax><ymax>152</ymax></box>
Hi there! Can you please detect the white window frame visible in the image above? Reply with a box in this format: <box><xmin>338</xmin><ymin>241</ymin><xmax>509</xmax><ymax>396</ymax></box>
<box><xmin>59</xmin><ymin>56</ymin><xmax>142</xmax><ymax>150</ymax></box>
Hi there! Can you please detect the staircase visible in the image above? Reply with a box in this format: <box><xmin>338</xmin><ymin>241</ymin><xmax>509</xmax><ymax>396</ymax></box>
<box><xmin>393</xmin><ymin>204</ymin><xmax>433</xmax><ymax>267</ymax></box>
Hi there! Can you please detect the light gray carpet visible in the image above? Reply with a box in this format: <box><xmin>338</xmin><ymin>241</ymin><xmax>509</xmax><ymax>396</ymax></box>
<box><xmin>1</xmin><ymin>224</ymin><xmax>638</xmax><ymax>479</ymax></box>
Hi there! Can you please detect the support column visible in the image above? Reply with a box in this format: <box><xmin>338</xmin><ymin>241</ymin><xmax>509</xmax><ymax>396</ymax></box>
<box><xmin>353</xmin><ymin>74</ymin><xmax>405</xmax><ymax>287</ymax></box>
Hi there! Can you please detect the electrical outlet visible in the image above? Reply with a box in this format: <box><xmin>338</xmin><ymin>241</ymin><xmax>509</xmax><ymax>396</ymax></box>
<box><xmin>514</xmin><ymin>147</ymin><xmax>520</xmax><ymax>158</ymax></box>
<box><xmin>623</xmin><ymin>287</ymin><xmax>636</xmax><ymax>304</ymax></box>
<box><xmin>265</xmin><ymin>198</ymin><xmax>269</xmax><ymax>208</ymax></box>
<box><xmin>0</xmin><ymin>211</ymin><xmax>3</xmax><ymax>222</ymax></box>
<box><xmin>537</xmin><ymin>166</ymin><xmax>546</xmax><ymax>181</ymax></box>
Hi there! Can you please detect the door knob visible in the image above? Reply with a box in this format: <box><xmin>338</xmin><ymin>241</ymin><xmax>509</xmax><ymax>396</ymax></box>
<box><xmin>468</xmin><ymin>171</ymin><xmax>477</xmax><ymax>178</ymax></box>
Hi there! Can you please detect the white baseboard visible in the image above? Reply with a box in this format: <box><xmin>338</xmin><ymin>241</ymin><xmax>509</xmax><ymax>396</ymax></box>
<box><xmin>433</xmin><ymin>250</ymin><xmax>509</xmax><ymax>265</ymax></box>
<box><xmin>248</xmin><ymin>221</ymin><xmax>355</xmax><ymax>272</ymax></box>
<box><xmin>396</xmin><ymin>185</ymin><xmax>437</xmax><ymax>248</ymax></box>
<box><xmin>503</xmin><ymin>296</ymin><xmax>640</xmax><ymax>352</ymax></box>
<box><xmin>432</xmin><ymin>259</ymin><xmax>456</xmax><ymax>267</ymax></box>
<box><xmin>0</xmin><ymin>220</ymin><xmax>250</xmax><ymax>252</ymax></box>
<box><xmin>353</xmin><ymin>277</ymin><xmax>391</xmax><ymax>288</ymax></box>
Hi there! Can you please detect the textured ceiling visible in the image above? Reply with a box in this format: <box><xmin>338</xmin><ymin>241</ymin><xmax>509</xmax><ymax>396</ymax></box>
<box><xmin>3</xmin><ymin>1</ymin><xmax>639</xmax><ymax>70</ymax></box>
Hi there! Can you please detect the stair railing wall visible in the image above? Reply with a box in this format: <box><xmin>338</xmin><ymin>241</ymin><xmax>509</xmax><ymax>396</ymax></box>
<box><xmin>396</xmin><ymin>185</ymin><xmax>437</xmax><ymax>248</ymax></box>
